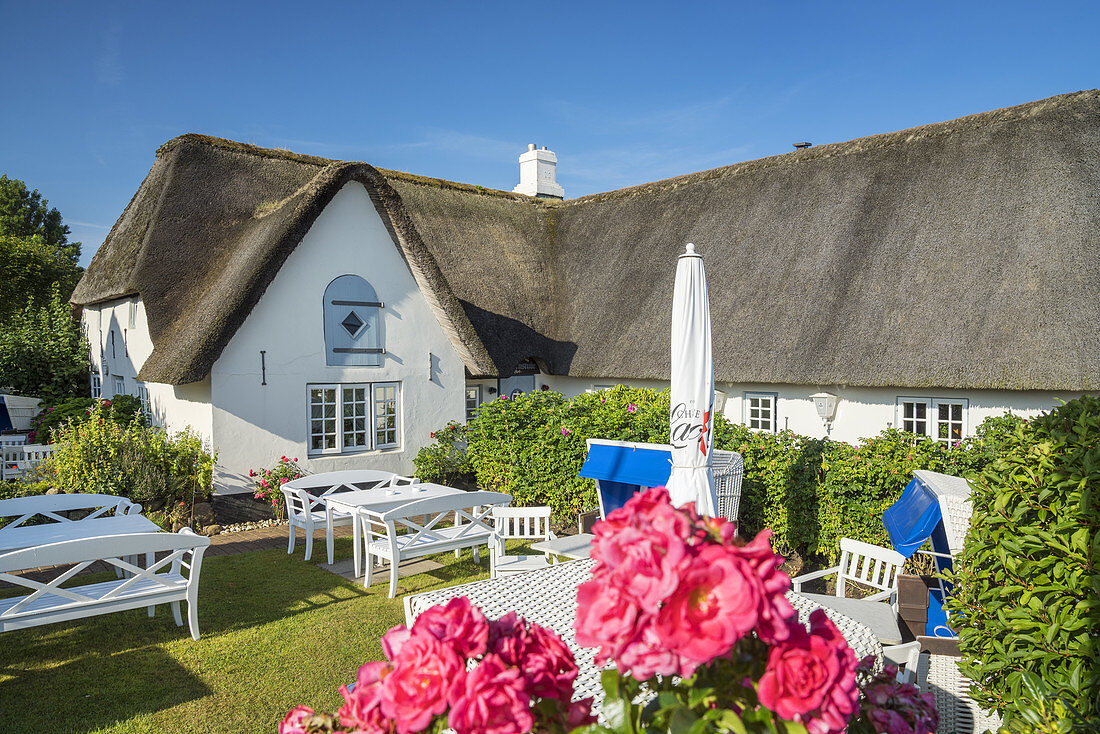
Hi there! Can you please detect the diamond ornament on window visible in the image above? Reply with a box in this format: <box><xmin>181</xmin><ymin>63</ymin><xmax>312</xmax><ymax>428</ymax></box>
<box><xmin>340</xmin><ymin>311</ymin><xmax>365</xmax><ymax>338</ymax></box>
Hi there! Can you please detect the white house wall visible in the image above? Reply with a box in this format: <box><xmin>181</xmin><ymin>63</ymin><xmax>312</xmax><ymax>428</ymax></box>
<box><xmin>537</xmin><ymin>375</ymin><xmax>1089</xmax><ymax>444</ymax></box>
<box><xmin>210</xmin><ymin>182</ymin><xmax>465</xmax><ymax>494</ymax></box>
<box><xmin>82</xmin><ymin>299</ymin><xmax>213</xmax><ymax>443</ymax></box>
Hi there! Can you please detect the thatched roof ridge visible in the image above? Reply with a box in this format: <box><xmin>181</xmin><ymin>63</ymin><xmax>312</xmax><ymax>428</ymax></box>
<box><xmin>561</xmin><ymin>89</ymin><xmax>1099</xmax><ymax>208</ymax></box>
<box><xmin>72</xmin><ymin>134</ymin><xmax>501</xmax><ymax>383</ymax></box>
<box><xmin>74</xmin><ymin>90</ymin><xmax>1100</xmax><ymax>391</ymax></box>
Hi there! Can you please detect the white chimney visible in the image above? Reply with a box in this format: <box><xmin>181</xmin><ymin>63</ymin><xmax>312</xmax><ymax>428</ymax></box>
<box><xmin>513</xmin><ymin>143</ymin><xmax>565</xmax><ymax>199</ymax></box>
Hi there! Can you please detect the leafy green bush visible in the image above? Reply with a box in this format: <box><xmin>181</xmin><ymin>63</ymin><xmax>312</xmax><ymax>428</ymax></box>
<box><xmin>249</xmin><ymin>455</ymin><xmax>305</xmax><ymax>517</ymax></box>
<box><xmin>0</xmin><ymin>283</ymin><xmax>90</xmax><ymax>403</ymax></box>
<box><xmin>416</xmin><ymin>387</ymin><xmax>1014</xmax><ymax>563</ymax></box>
<box><xmin>43</xmin><ymin>402</ymin><xmax>215</xmax><ymax>510</ymax></box>
<box><xmin>413</xmin><ymin>421</ymin><xmax>474</xmax><ymax>485</ymax></box>
<box><xmin>0</xmin><ymin>479</ymin><xmax>50</xmax><ymax>502</ymax></box>
<box><xmin>28</xmin><ymin>394</ymin><xmax>144</xmax><ymax>444</ymax></box>
<box><xmin>945</xmin><ymin>396</ymin><xmax>1099</xmax><ymax>728</ymax></box>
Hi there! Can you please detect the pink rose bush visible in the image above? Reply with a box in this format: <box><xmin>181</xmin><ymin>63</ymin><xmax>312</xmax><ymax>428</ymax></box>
<box><xmin>574</xmin><ymin>486</ymin><xmax>863</xmax><ymax>733</ymax></box>
<box><xmin>849</xmin><ymin>659</ymin><xmax>938</xmax><ymax>734</ymax></box>
<box><xmin>283</xmin><ymin>597</ymin><xmax>595</xmax><ymax>734</ymax></box>
<box><xmin>250</xmin><ymin>456</ymin><xmax>305</xmax><ymax>515</ymax></box>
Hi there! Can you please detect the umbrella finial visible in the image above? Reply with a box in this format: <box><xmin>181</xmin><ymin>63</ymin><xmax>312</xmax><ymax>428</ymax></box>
<box><xmin>680</xmin><ymin>242</ymin><xmax>701</xmax><ymax>259</ymax></box>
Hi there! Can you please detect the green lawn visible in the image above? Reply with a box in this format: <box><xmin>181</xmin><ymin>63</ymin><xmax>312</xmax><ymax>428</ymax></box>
<box><xmin>0</xmin><ymin>538</ymin><xmax>491</xmax><ymax>733</ymax></box>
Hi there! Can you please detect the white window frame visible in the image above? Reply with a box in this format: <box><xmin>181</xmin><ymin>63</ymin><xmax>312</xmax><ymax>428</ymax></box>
<box><xmin>113</xmin><ymin>376</ymin><xmax>125</xmax><ymax>398</ymax></box>
<box><xmin>90</xmin><ymin>373</ymin><xmax>101</xmax><ymax>398</ymax></box>
<box><xmin>896</xmin><ymin>397</ymin><xmax>969</xmax><ymax>444</ymax></box>
<box><xmin>896</xmin><ymin>397</ymin><xmax>932</xmax><ymax>437</ymax></box>
<box><xmin>373</xmin><ymin>383</ymin><xmax>400</xmax><ymax>449</ymax></box>
<box><xmin>307</xmin><ymin>382</ymin><xmax>401</xmax><ymax>456</ymax></box>
<box><xmin>128</xmin><ymin>300</ymin><xmax>137</xmax><ymax>329</ymax></box>
<box><xmin>135</xmin><ymin>382</ymin><xmax>150</xmax><ymax>415</ymax></box>
<box><xmin>932</xmin><ymin>398</ymin><xmax>968</xmax><ymax>445</ymax></box>
<box><xmin>744</xmin><ymin>392</ymin><xmax>778</xmax><ymax>433</ymax></box>
<box><xmin>465</xmin><ymin>385</ymin><xmax>481</xmax><ymax>421</ymax></box>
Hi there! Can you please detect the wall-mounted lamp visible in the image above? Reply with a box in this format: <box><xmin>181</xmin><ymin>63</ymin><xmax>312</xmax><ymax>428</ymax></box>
<box><xmin>713</xmin><ymin>389</ymin><xmax>728</xmax><ymax>414</ymax></box>
<box><xmin>488</xmin><ymin>386</ymin><xmax>497</xmax><ymax>395</ymax></box>
<box><xmin>811</xmin><ymin>392</ymin><xmax>839</xmax><ymax>422</ymax></box>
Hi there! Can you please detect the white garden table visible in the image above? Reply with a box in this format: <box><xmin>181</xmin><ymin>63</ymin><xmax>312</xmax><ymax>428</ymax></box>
<box><xmin>404</xmin><ymin>558</ymin><xmax>884</xmax><ymax>716</ymax></box>
<box><xmin>321</xmin><ymin>482</ymin><xmax>465</xmax><ymax>578</ymax></box>
<box><xmin>0</xmin><ymin>514</ymin><xmax>162</xmax><ymax>555</ymax></box>
<box><xmin>530</xmin><ymin>533</ymin><xmax>595</xmax><ymax>560</ymax></box>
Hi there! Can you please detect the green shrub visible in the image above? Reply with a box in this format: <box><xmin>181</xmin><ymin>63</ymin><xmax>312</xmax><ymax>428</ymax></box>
<box><xmin>0</xmin><ymin>479</ymin><xmax>50</xmax><ymax>502</ymax></box>
<box><xmin>415</xmin><ymin>387</ymin><xmax>1019</xmax><ymax>564</ymax></box>
<box><xmin>945</xmin><ymin>396</ymin><xmax>1100</xmax><ymax>728</ymax></box>
<box><xmin>28</xmin><ymin>394</ymin><xmax>144</xmax><ymax>444</ymax></box>
<box><xmin>43</xmin><ymin>402</ymin><xmax>215</xmax><ymax>510</ymax></box>
<box><xmin>249</xmin><ymin>456</ymin><xmax>306</xmax><ymax>517</ymax></box>
<box><xmin>413</xmin><ymin>421</ymin><xmax>474</xmax><ymax>485</ymax></box>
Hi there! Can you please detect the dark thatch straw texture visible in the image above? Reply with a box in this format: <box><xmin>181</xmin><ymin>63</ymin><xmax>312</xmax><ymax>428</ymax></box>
<box><xmin>73</xmin><ymin>90</ymin><xmax>1100</xmax><ymax>391</ymax></box>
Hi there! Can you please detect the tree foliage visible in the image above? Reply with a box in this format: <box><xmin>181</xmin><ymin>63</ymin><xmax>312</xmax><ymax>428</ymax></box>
<box><xmin>0</xmin><ymin>174</ymin><xmax>80</xmax><ymax>263</ymax></box>
<box><xmin>0</xmin><ymin>283</ymin><xmax>90</xmax><ymax>402</ymax></box>
<box><xmin>0</xmin><ymin>233</ymin><xmax>83</xmax><ymax>319</ymax></box>
<box><xmin>945</xmin><ymin>396</ymin><xmax>1100</xmax><ymax>728</ymax></box>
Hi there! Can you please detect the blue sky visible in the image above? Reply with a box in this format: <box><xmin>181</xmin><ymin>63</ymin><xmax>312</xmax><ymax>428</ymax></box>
<box><xmin>1</xmin><ymin>1</ymin><xmax>1097</xmax><ymax>267</ymax></box>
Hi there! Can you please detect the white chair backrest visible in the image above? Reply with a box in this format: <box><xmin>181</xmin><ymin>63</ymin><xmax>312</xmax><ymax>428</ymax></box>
<box><xmin>280</xmin><ymin>487</ymin><xmax>320</xmax><ymax>521</ymax></box>
<box><xmin>491</xmin><ymin>506</ymin><xmax>553</xmax><ymax>542</ymax></box>
<box><xmin>836</xmin><ymin>538</ymin><xmax>907</xmax><ymax>598</ymax></box>
<box><xmin>284</xmin><ymin>470</ymin><xmax>416</xmax><ymax>497</ymax></box>
<box><xmin>360</xmin><ymin>491</ymin><xmax>511</xmax><ymax>546</ymax></box>
<box><xmin>1</xmin><ymin>443</ymin><xmax>24</xmax><ymax>479</ymax></box>
<box><xmin>0</xmin><ymin>434</ymin><xmax>27</xmax><ymax>446</ymax></box>
<box><xmin>0</xmin><ymin>494</ymin><xmax>141</xmax><ymax>533</ymax></box>
<box><xmin>19</xmin><ymin>444</ymin><xmax>55</xmax><ymax>468</ymax></box>
<box><xmin>0</xmin><ymin>530</ymin><xmax>209</xmax><ymax>576</ymax></box>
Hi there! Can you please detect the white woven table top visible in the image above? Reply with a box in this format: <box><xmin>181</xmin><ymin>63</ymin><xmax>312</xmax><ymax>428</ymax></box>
<box><xmin>405</xmin><ymin>558</ymin><xmax>884</xmax><ymax>709</ymax></box>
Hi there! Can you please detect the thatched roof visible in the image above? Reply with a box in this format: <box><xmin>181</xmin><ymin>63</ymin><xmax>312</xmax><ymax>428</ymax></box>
<box><xmin>73</xmin><ymin>90</ymin><xmax>1100</xmax><ymax>390</ymax></box>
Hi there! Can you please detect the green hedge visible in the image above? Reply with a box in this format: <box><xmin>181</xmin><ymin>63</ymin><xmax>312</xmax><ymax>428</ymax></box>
<box><xmin>945</xmin><ymin>396</ymin><xmax>1100</xmax><ymax>728</ymax></box>
<box><xmin>415</xmin><ymin>386</ymin><xmax>1019</xmax><ymax>563</ymax></box>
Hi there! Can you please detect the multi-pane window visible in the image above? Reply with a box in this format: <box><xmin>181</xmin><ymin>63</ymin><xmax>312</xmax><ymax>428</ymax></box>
<box><xmin>342</xmin><ymin>386</ymin><xmax>369</xmax><ymax>449</ymax></box>
<box><xmin>374</xmin><ymin>384</ymin><xmax>399</xmax><ymax>448</ymax></box>
<box><xmin>135</xmin><ymin>382</ymin><xmax>151</xmax><ymax>415</ymax></box>
<box><xmin>90</xmin><ymin>373</ymin><xmax>101</xmax><ymax>398</ymax></box>
<box><xmin>465</xmin><ymin>386</ymin><xmax>481</xmax><ymax>421</ymax></box>
<box><xmin>896</xmin><ymin>398</ymin><xmax>968</xmax><ymax>445</ymax></box>
<box><xmin>744</xmin><ymin>392</ymin><xmax>778</xmax><ymax>433</ymax></box>
<box><xmin>933</xmin><ymin>399</ymin><xmax>966</xmax><ymax>444</ymax></box>
<box><xmin>899</xmin><ymin>399</ymin><xmax>929</xmax><ymax>436</ymax></box>
<box><xmin>128</xmin><ymin>300</ymin><xmax>137</xmax><ymax>328</ymax></box>
<box><xmin>114</xmin><ymin>376</ymin><xmax>125</xmax><ymax>397</ymax></box>
<box><xmin>309</xmin><ymin>383</ymin><xmax>400</xmax><ymax>454</ymax></box>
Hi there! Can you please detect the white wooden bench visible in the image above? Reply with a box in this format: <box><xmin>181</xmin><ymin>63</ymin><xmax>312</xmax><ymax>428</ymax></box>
<box><xmin>359</xmin><ymin>490</ymin><xmax>511</xmax><ymax>598</ymax></box>
<box><xmin>2</xmin><ymin>443</ymin><xmax>56</xmax><ymax>480</ymax></box>
<box><xmin>0</xmin><ymin>529</ymin><xmax>211</xmax><ymax>640</ymax></box>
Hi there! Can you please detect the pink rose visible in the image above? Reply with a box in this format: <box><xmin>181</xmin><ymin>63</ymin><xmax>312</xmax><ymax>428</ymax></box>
<box><xmin>380</xmin><ymin>632</ymin><xmax>464</xmax><ymax>733</ymax></box>
<box><xmin>260</xmin><ymin>479</ymin><xmax>269</xmax><ymax>488</ymax></box>
<box><xmin>519</xmin><ymin>622</ymin><xmax>580</xmax><ymax>701</ymax></box>
<box><xmin>758</xmin><ymin>610</ymin><xmax>859</xmax><ymax>734</ymax></box>
<box><xmin>293</xmin><ymin>457</ymin><xmax>299</xmax><ymax>462</ymax></box>
<box><xmin>574</xmin><ymin>581</ymin><xmax>640</xmax><ymax>667</ymax></box>
<box><xmin>737</xmin><ymin>527</ymin><xmax>797</xmax><ymax>644</ymax></box>
<box><xmin>249</xmin><ymin>469</ymin><xmax>255</xmax><ymax>477</ymax></box>
<box><xmin>627</xmin><ymin>403</ymin><xmax>637</xmax><ymax>412</ymax></box>
<box><xmin>561</xmin><ymin>427</ymin><xmax>572</xmax><ymax>436</ymax></box>
<box><xmin>655</xmin><ymin>544</ymin><xmax>760</xmax><ymax>675</ymax></box>
<box><xmin>448</xmin><ymin>654</ymin><xmax>532</xmax><ymax>734</ymax></box>
<box><xmin>412</xmin><ymin>597</ymin><xmax>488</xmax><ymax>659</ymax></box>
<box><xmin>380</xmin><ymin>625</ymin><xmax>413</xmax><ymax>660</ymax></box>
<box><xmin>278</xmin><ymin>705</ymin><xmax>314</xmax><ymax>734</ymax></box>
<box><xmin>280</xmin><ymin>477</ymin><xmax>289</xmax><ymax>484</ymax></box>
<box><xmin>338</xmin><ymin>661</ymin><xmax>391</xmax><ymax>733</ymax></box>
<box><xmin>615</xmin><ymin>622</ymin><xmax>680</xmax><ymax>680</ymax></box>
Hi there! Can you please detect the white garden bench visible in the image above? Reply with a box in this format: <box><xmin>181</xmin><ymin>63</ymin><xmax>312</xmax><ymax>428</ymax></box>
<box><xmin>2</xmin><ymin>443</ymin><xmax>56</xmax><ymax>480</ymax></box>
<box><xmin>359</xmin><ymin>490</ymin><xmax>511</xmax><ymax>598</ymax></box>
<box><xmin>0</xmin><ymin>529</ymin><xmax>211</xmax><ymax>640</ymax></box>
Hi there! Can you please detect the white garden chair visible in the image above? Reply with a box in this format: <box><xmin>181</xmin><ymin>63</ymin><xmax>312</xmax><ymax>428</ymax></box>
<box><xmin>281</xmin><ymin>470</ymin><xmax>416</xmax><ymax>562</ymax></box>
<box><xmin>489</xmin><ymin>506</ymin><xmax>556</xmax><ymax>579</ymax></box>
<box><xmin>792</xmin><ymin>537</ymin><xmax>919</xmax><ymax>677</ymax></box>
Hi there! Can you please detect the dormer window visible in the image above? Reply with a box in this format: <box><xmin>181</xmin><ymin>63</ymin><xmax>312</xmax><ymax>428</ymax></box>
<box><xmin>323</xmin><ymin>275</ymin><xmax>384</xmax><ymax>366</ymax></box>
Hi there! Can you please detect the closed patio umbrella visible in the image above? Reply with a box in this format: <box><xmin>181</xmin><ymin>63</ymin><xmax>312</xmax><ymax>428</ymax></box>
<box><xmin>666</xmin><ymin>243</ymin><xmax>716</xmax><ymax>516</ymax></box>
